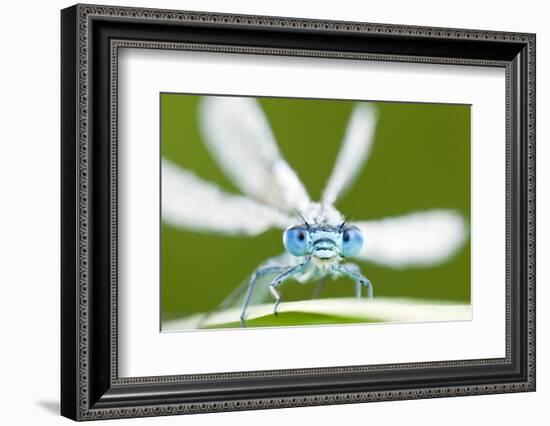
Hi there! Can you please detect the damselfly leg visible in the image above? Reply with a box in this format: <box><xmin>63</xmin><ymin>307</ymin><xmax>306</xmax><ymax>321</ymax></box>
<box><xmin>269</xmin><ymin>261</ymin><xmax>310</xmax><ymax>317</ymax></box>
<box><xmin>333</xmin><ymin>263</ymin><xmax>373</xmax><ymax>299</ymax></box>
<box><xmin>240</xmin><ymin>265</ymin><xmax>286</xmax><ymax>327</ymax></box>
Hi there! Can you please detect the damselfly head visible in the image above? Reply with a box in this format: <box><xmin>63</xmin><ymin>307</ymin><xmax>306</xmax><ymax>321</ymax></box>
<box><xmin>283</xmin><ymin>222</ymin><xmax>363</xmax><ymax>260</ymax></box>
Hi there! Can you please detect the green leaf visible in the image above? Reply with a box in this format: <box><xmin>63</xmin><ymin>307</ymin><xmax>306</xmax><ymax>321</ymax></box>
<box><xmin>162</xmin><ymin>297</ymin><xmax>471</xmax><ymax>331</ymax></box>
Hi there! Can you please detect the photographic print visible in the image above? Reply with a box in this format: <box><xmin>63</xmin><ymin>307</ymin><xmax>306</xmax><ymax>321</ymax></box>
<box><xmin>161</xmin><ymin>94</ymin><xmax>471</xmax><ymax>331</ymax></box>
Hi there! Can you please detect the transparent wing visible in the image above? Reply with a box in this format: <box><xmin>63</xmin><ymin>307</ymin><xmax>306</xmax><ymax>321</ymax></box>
<box><xmin>197</xmin><ymin>254</ymin><xmax>297</xmax><ymax>327</ymax></box>
<box><xmin>162</xmin><ymin>159</ymin><xmax>292</xmax><ymax>235</ymax></box>
<box><xmin>199</xmin><ymin>96</ymin><xmax>311</xmax><ymax>212</ymax></box>
<box><xmin>197</xmin><ymin>273</ymin><xmax>276</xmax><ymax>329</ymax></box>
<box><xmin>321</xmin><ymin>103</ymin><xmax>378</xmax><ymax>206</ymax></box>
<box><xmin>354</xmin><ymin>209</ymin><xmax>468</xmax><ymax>268</ymax></box>
<box><xmin>164</xmin><ymin>268</ymin><xmax>282</xmax><ymax>331</ymax></box>
<box><xmin>216</xmin><ymin>270</ymin><xmax>278</xmax><ymax>312</ymax></box>
<box><xmin>216</xmin><ymin>253</ymin><xmax>298</xmax><ymax>310</ymax></box>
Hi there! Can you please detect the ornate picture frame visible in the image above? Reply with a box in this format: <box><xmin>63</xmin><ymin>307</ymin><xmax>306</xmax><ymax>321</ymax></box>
<box><xmin>61</xmin><ymin>4</ymin><xmax>535</xmax><ymax>420</ymax></box>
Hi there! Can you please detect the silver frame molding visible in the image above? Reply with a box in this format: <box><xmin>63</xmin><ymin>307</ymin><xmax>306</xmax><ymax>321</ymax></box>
<box><xmin>61</xmin><ymin>3</ymin><xmax>536</xmax><ymax>421</ymax></box>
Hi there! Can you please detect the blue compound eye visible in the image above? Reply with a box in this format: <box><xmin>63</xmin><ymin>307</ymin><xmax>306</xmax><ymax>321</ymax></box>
<box><xmin>341</xmin><ymin>225</ymin><xmax>363</xmax><ymax>258</ymax></box>
<box><xmin>283</xmin><ymin>225</ymin><xmax>310</xmax><ymax>257</ymax></box>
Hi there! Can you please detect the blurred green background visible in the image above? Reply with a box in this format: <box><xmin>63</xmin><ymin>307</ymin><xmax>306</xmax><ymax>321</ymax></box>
<box><xmin>160</xmin><ymin>94</ymin><xmax>471</xmax><ymax>325</ymax></box>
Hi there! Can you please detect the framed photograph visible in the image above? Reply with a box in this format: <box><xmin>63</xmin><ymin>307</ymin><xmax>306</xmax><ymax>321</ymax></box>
<box><xmin>61</xmin><ymin>4</ymin><xmax>536</xmax><ymax>421</ymax></box>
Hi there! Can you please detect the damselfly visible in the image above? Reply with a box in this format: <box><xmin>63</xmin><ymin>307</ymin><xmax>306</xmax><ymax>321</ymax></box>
<box><xmin>162</xmin><ymin>96</ymin><xmax>467</xmax><ymax>327</ymax></box>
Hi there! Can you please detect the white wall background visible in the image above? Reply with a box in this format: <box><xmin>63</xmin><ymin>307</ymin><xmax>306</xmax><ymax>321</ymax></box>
<box><xmin>0</xmin><ymin>0</ymin><xmax>546</xmax><ymax>424</ymax></box>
